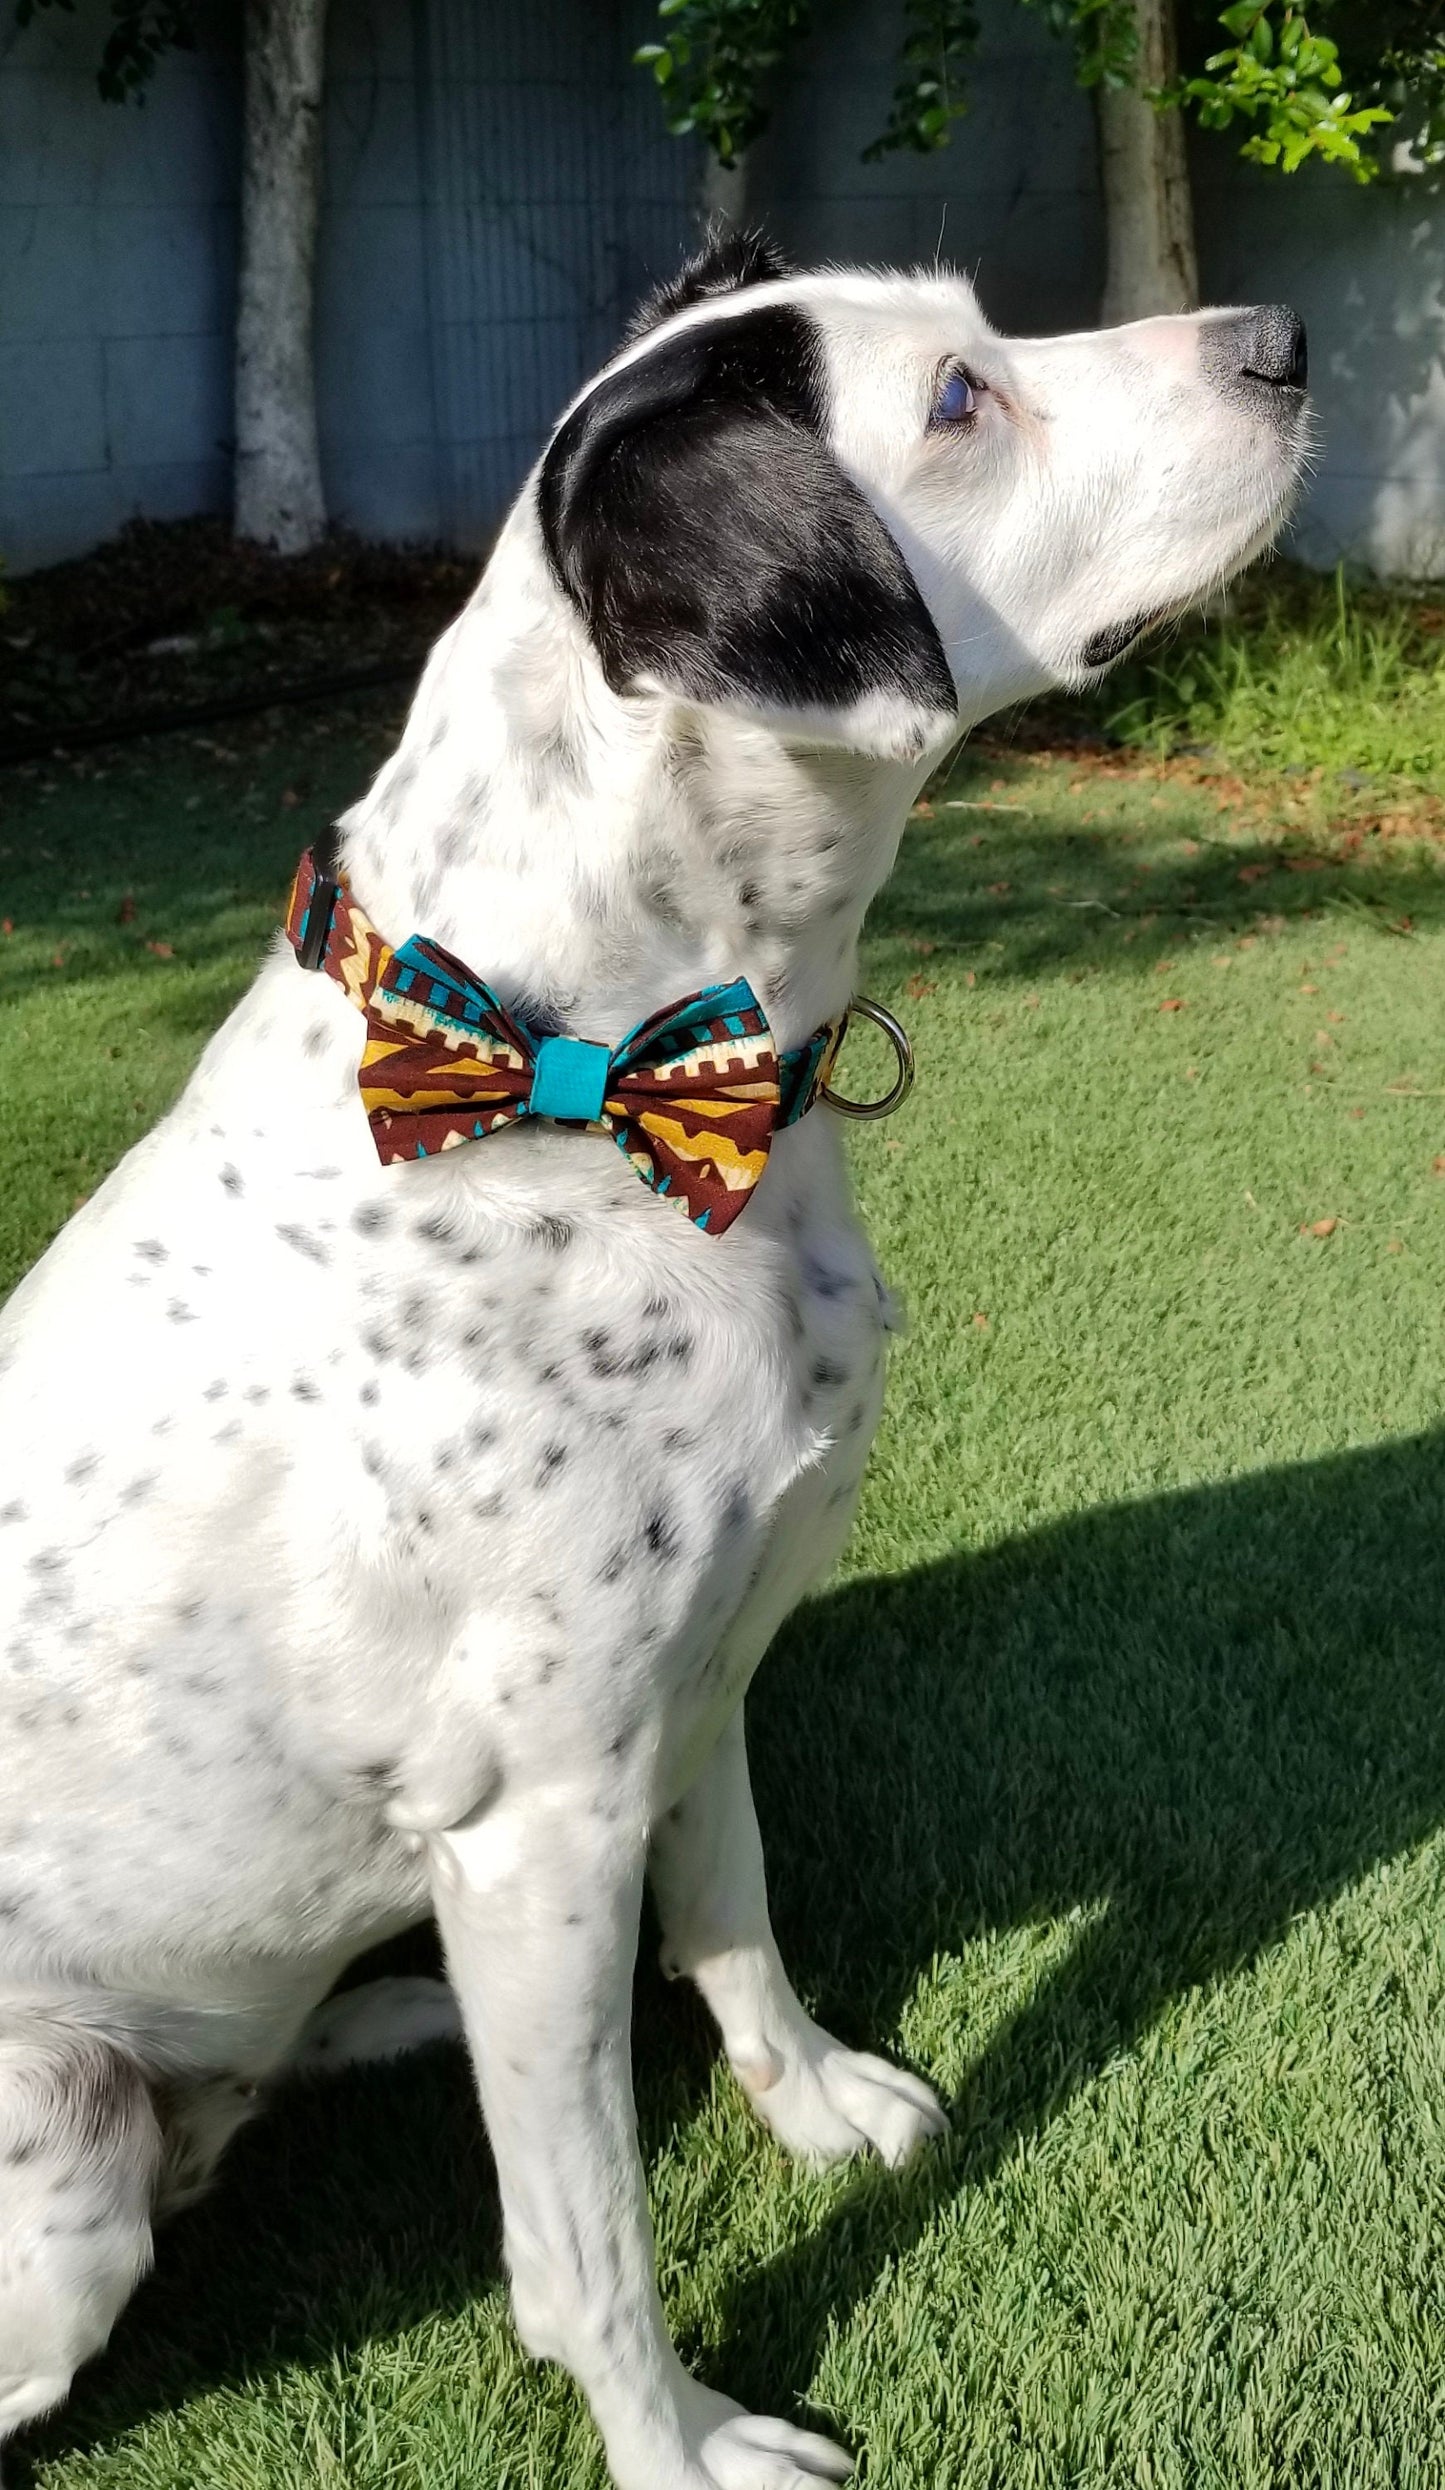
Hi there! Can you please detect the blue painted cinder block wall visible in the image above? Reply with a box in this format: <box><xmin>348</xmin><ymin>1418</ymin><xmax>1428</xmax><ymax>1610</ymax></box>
<box><xmin>2</xmin><ymin>0</ymin><xmax>1443</xmax><ymax>576</ymax></box>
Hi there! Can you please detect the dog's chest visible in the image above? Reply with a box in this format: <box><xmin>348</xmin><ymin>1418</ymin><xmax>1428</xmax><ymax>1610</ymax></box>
<box><xmin>0</xmin><ymin>1081</ymin><xmax>889</xmax><ymax>1979</ymax></box>
<box><xmin>293</xmin><ymin>1170</ymin><xmax>890</xmax><ymax>1817</ymax></box>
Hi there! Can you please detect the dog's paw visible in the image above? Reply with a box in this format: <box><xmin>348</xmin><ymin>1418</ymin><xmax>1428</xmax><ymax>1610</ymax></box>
<box><xmin>291</xmin><ymin>1976</ymin><xmax>462</xmax><ymax>2073</ymax></box>
<box><xmin>614</xmin><ymin>2382</ymin><xmax>852</xmax><ymax>2489</ymax></box>
<box><xmin>730</xmin><ymin>2026</ymin><xmax>947</xmax><ymax>2170</ymax></box>
<box><xmin>688</xmin><ymin>2405</ymin><xmax>853</xmax><ymax>2488</ymax></box>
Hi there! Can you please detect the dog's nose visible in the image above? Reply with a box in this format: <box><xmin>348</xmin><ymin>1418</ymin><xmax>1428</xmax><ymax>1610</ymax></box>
<box><xmin>1205</xmin><ymin>304</ymin><xmax>1308</xmax><ymax>394</ymax></box>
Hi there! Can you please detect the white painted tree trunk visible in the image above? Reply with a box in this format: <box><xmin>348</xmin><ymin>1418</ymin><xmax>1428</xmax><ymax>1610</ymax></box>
<box><xmin>699</xmin><ymin>148</ymin><xmax>749</xmax><ymax>234</ymax></box>
<box><xmin>1096</xmin><ymin>0</ymin><xmax>1199</xmax><ymax>325</ymax></box>
<box><xmin>234</xmin><ymin>0</ymin><xmax>328</xmax><ymax>551</ymax></box>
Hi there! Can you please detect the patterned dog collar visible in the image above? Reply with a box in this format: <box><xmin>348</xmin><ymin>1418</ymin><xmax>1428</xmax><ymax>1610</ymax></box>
<box><xmin>285</xmin><ymin>849</ymin><xmax>858</xmax><ymax>1235</ymax></box>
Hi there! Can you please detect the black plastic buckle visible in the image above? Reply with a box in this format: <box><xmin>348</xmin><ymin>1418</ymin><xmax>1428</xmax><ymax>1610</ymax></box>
<box><xmin>298</xmin><ymin>873</ymin><xmax>340</xmax><ymax>973</ymax></box>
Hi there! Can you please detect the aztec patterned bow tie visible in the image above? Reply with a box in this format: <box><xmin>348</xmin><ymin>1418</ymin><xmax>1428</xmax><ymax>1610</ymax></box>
<box><xmin>285</xmin><ymin>850</ymin><xmax>845</xmax><ymax>1236</ymax></box>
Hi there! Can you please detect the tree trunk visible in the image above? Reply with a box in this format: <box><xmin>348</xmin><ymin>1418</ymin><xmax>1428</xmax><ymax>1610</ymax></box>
<box><xmin>1095</xmin><ymin>0</ymin><xmax>1198</xmax><ymax>324</ymax></box>
<box><xmin>699</xmin><ymin>148</ymin><xmax>749</xmax><ymax>235</ymax></box>
<box><xmin>234</xmin><ymin>0</ymin><xmax>328</xmax><ymax>551</ymax></box>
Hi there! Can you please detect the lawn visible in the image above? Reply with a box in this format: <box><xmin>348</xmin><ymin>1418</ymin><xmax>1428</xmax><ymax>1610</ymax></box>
<box><xmin>4</xmin><ymin>607</ymin><xmax>1445</xmax><ymax>2487</ymax></box>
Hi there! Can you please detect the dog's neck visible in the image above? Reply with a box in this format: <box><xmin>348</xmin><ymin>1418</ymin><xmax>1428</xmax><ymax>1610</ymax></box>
<box><xmin>337</xmin><ymin>510</ymin><xmax>939</xmax><ymax>1053</ymax></box>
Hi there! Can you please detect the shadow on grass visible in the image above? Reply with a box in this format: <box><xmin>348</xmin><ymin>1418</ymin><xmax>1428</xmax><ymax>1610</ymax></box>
<box><xmin>871</xmin><ymin>810</ymin><xmax>1445</xmax><ymax>990</ymax></box>
<box><xmin>18</xmin><ymin>1425</ymin><xmax>1445</xmax><ymax>2477</ymax></box>
<box><xmin>8</xmin><ymin>753</ymin><xmax>1445</xmax><ymax>1023</ymax></box>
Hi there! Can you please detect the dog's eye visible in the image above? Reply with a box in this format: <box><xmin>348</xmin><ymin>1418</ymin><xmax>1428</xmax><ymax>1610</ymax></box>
<box><xmin>931</xmin><ymin>365</ymin><xmax>978</xmax><ymax>428</ymax></box>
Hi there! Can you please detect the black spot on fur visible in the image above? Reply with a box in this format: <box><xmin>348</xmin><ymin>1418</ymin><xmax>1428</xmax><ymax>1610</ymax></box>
<box><xmin>811</xmin><ymin>1357</ymin><xmax>849</xmax><ymax>1391</ymax></box>
<box><xmin>64</xmin><ymin>1452</ymin><xmax>99</xmax><ymax>1484</ymax></box>
<box><xmin>276</xmin><ymin>1223</ymin><xmax>330</xmax><ymax>1266</ymax></box>
<box><xmin>167</xmin><ymin>1298</ymin><xmax>196</xmax><ymax>1323</ymax></box>
<box><xmin>202</xmin><ymin>1380</ymin><xmax>227</xmax><ymax>1402</ymax></box>
<box><xmin>302</xmin><ymin>1022</ymin><xmax>332</xmax><ymax>1060</ymax></box>
<box><xmin>531</xmin><ymin>1214</ymin><xmax>575</xmax><ymax>1252</ymax></box>
<box><xmin>721</xmin><ymin>1479</ymin><xmax>751</xmax><ymax>1534</ymax></box>
<box><xmin>290</xmin><ymin>1375</ymin><xmax>320</xmax><ymax>1402</ymax></box>
<box><xmin>219</xmin><ymin>1164</ymin><xmax>243</xmax><ymax>1196</ymax></box>
<box><xmin>584</xmin><ymin>1328</ymin><xmax>622</xmax><ymax>1379</ymax></box>
<box><xmin>134</xmin><ymin>1238</ymin><xmax>168</xmax><ymax>1263</ymax></box>
<box><xmin>353</xmin><ymin>1202</ymin><xmax>392</xmax><ymax>1236</ymax></box>
<box><xmin>644</xmin><ymin>1506</ymin><xmax>679</xmax><ymax>1563</ymax></box>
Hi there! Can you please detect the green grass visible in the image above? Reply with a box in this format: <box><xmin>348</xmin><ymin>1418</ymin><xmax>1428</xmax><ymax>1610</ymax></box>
<box><xmin>5</xmin><ymin>690</ymin><xmax>1445</xmax><ymax>2488</ymax></box>
<box><xmin>1062</xmin><ymin>564</ymin><xmax>1445</xmax><ymax>788</ymax></box>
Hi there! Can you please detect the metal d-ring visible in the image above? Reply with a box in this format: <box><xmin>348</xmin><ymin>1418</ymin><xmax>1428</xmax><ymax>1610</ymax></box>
<box><xmin>820</xmin><ymin>995</ymin><xmax>915</xmax><ymax>1121</ymax></box>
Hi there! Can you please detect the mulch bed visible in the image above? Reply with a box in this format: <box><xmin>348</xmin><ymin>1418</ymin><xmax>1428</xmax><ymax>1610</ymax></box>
<box><xmin>1</xmin><ymin>518</ymin><xmax>478</xmax><ymax>750</ymax></box>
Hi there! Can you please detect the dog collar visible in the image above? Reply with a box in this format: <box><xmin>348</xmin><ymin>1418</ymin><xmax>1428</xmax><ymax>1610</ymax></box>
<box><xmin>284</xmin><ymin>848</ymin><xmax>904</xmax><ymax>1236</ymax></box>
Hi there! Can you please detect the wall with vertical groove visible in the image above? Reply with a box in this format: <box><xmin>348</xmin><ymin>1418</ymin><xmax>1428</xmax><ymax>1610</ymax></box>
<box><xmin>1</xmin><ymin>0</ymin><xmax>1442</xmax><ymax>576</ymax></box>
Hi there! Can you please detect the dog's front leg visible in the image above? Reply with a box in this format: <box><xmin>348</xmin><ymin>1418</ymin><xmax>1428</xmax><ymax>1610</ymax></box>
<box><xmin>650</xmin><ymin>1708</ymin><xmax>947</xmax><ymax>2169</ymax></box>
<box><xmin>430</xmin><ymin>1793</ymin><xmax>852</xmax><ymax>2490</ymax></box>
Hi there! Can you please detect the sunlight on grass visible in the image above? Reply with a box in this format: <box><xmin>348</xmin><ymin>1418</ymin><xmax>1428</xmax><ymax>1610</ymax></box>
<box><xmin>1088</xmin><ymin>566</ymin><xmax>1445</xmax><ymax>785</ymax></box>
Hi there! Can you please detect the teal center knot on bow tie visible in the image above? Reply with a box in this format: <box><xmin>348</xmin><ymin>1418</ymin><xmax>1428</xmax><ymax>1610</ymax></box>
<box><xmin>529</xmin><ymin>1035</ymin><xmax>613</xmax><ymax>1125</ymax></box>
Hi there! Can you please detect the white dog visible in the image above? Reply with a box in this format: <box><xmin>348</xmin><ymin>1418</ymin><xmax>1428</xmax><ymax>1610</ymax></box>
<box><xmin>0</xmin><ymin>235</ymin><xmax>1307</xmax><ymax>2488</ymax></box>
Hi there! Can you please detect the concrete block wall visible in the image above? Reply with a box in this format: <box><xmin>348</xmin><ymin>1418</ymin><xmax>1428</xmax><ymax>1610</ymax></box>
<box><xmin>2</xmin><ymin>0</ymin><xmax>1443</xmax><ymax>576</ymax></box>
<box><xmin>319</xmin><ymin>0</ymin><xmax>697</xmax><ymax>550</ymax></box>
<box><xmin>1193</xmin><ymin>148</ymin><xmax>1445</xmax><ymax>579</ymax></box>
<box><xmin>0</xmin><ymin>0</ymin><xmax>238</xmax><ymax>570</ymax></box>
<box><xmin>0</xmin><ymin>0</ymin><xmax>697</xmax><ymax>571</ymax></box>
<box><xmin>751</xmin><ymin>0</ymin><xmax>1105</xmax><ymax>337</ymax></box>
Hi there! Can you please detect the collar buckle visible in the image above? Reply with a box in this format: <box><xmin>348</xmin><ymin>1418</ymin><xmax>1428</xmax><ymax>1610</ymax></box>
<box><xmin>297</xmin><ymin>872</ymin><xmax>341</xmax><ymax>973</ymax></box>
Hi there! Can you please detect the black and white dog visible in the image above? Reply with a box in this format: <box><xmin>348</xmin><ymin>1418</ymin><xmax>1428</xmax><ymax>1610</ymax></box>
<box><xmin>0</xmin><ymin>236</ymin><xmax>1307</xmax><ymax>2487</ymax></box>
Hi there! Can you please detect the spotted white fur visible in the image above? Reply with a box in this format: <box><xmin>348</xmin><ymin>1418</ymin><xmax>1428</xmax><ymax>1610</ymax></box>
<box><xmin>0</xmin><ymin>254</ymin><xmax>1307</xmax><ymax>2485</ymax></box>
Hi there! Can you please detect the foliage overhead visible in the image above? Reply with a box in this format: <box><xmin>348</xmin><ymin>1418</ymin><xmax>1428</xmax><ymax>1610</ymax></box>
<box><xmin>13</xmin><ymin>0</ymin><xmax>198</xmax><ymax>99</ymax></box>
<box><xmin>636</xmin><ymin>0</ymin><xmax>1439</xmax><ymax>182</ymax></box>
<box><xmin>634</xmin><ymin>0</ymin><xmax>813</xmax><ymax>161</ymax></box>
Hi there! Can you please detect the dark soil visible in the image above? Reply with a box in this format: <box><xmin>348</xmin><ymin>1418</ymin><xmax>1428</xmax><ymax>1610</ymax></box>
<box><xmin>1</xmin><ymin>518</ymin><xmax>479</xmax><ymax>749</ymax></box>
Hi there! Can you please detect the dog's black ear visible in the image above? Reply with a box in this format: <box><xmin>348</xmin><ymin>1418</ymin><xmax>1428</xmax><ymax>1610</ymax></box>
<box><xmin>538</xmin><ymin>303</ymin><xmax>957</xmax><ymax>760</ymax></box>
<box><xmin>625</xmin><ymin>224</ymin><xmax>791</xmax><ymax>343</ymax></box>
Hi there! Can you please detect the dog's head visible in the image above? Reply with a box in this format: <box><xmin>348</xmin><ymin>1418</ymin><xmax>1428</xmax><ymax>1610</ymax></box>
<box><xmin>537</xmin><ymin>232</ymin><xmax>1310</xmax><ymax>763</ymax></box>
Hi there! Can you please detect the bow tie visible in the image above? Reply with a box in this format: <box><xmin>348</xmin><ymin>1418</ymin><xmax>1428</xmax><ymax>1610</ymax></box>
<box><xmin>284</xmin><ymin>850</ymin><xmax>845</xmax><ymax>1236</ymax></box>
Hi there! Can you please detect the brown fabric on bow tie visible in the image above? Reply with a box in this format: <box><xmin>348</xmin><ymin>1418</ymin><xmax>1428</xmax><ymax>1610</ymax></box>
<box><xmin>285</xmin><ymin>851</ymin><xmax>844</xmax><ymax>1234</ymax></box>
